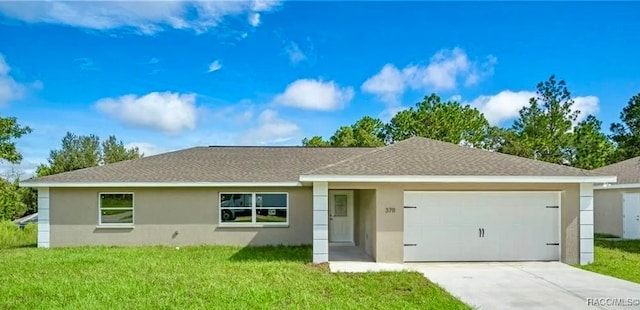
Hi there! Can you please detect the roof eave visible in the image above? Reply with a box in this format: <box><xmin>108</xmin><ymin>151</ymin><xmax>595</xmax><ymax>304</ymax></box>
<box><xmin>299</xmin><ymin>175</ymin><xmax>618</xmax><ymax>184</ymax></box>
<box><xmin>594</xmin><ymin>183</ymin><xmax>640</xmax><ymax>190</ymax></box>
<box><xmin>19</xmin><ymin>181</ymin><xmax>304</xmax><ymax>188</ymax></box>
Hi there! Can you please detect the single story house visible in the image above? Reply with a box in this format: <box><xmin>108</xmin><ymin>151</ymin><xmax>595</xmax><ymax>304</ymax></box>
<box><xmin>21</xmin><ymin>137</ymin><xmax>616</xmax><ymax>265</ymax></box>
<box><xmin>593</xmin><ymin>156</ymin><xmax>640</xmax><ymax>239</ymax></box>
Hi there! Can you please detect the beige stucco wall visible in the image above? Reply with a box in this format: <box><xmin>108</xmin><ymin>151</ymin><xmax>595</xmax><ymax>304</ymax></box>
<box><xmin>49</xmin><ymin>187</ymin><xmax>312</xmax><ymax>247</ymax></box>
<box><xmin>330</xmin><ymin>182</ymin><xmax>581</xmax><ymax>264</ymax></box>
<box><xmin>594</xmin><ymin>188</ymin><xmax>640</xmax><ymax>237</ymax></box>
<box><xmin>356</xmin><ymin>189</ymin><xmax>376</xmax><ymax>258</ymax></box>
<box><xmin>594</xmin><ymin>189</ymin><xmax>623</xmax><ymax>237</ymax></box>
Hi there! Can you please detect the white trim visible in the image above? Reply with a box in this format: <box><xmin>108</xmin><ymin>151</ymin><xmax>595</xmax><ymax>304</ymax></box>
<box><xmin>218</xmin><ymin>192</ymin><xmax>289</xmax><ymax>226</ymax></box>
<box><xmin>595</xmin><ymin>183</ymin><xmax>640</xmax><ymax>190</ymax></box>
<box><xmin>300</xmin><ymin>175</ymin><xmax>617</xmax><ymax>183</ymax></box>
<box><xmin>579</xmin><ymin>183</ymin><xmax>594</xmax><ymax>265</ymax></box>
<box><xmin>37</xmin><ymin>187</ymin><xmax>50</xmax><ymax>248</ymax></box>
<box><xmin>98</xmin><ymin>192</ymin><xmax>135</xmax><ymax>227</ymax></box>
<box><xmin>312</xmin><ymin>182</ymin><xmax>329</xmax><ymax>263</ymax></box>
<box><xmin>21</xmin><ymin>181</ymin><xmax>302</xmax><ymax>188</ymax></box>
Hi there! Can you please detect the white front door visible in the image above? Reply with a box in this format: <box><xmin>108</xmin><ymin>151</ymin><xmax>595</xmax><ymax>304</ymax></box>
<box><xmin>329</xmin><ymin>190</ymin><xmax>354</xmax><ymax>244</ymax></box>
<box><xmin>623</xmin><ymin>193</ymin><xmax>640</xmax><ymax>239</ymax></box>
<box><xmin>404</xmin><ymin>191</ymin><xmax>560</xmax><ymax>262</ymax></box>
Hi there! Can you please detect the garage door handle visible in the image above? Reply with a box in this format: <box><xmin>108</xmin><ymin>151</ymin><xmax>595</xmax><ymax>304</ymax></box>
<box><xmin>404</xmin><ymin>244</ymin><xmax>417</xmax><ymax>247</ymax></box>
<box><xmin>546</xmin><ymin>243</ymin><xmax>559</xmax><ymax>246</ymax></box>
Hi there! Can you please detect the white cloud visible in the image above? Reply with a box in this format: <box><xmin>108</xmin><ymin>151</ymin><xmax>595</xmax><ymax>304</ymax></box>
<box><xmin>0</xmin><ymin>0</ymin><xmax>281</xmax><ymax>35</ymax></box>
<box><xmin>239</xmin><ymin>109</ymin><xmax>300</xmax><ymax>145</ymax></box>
<box><xmin>0</xmin><ymin>53</ymin><xmax>27</xmax><ymax>106</ymax></box>
<box><xmin>248</xmin><ymin>12</ymin><xmax>261</xmax><ymax>27</ymax></box>
<box><xmin>362</xmin><ymin>48</ymin><xmax>496</xmax><ymax>105</ymax></box>
<box><xmin>274</xmin><ymin>79</ymin><xmax>354</xmax><ymax>111</ymax></box>
<box><xmin>284</xmin><ymin>41</ymin><xmax>307</xmax><ymax>64</ymax></box>
<box><xmin>208</xmin><ymin>60</ymin><xmax>222</xmax><ymax>72</ymax></box>
<box><xmin>95</xmin><ymin>91</ymin><xmax>198</xmax><ymax>134</ymax></box>
<box><xmin>361</xmin><ymin>64</ymin><xmax>405</xmax><ymax>105</ymax></box>
<box><xmin>467</xmin><ymin>90</ymin><xmax>536</xmax><ymax>125</ymax></box>
<box><xmin>124</xmin><ymin>142</ymin><xmax>168</xmax><ymax>156</ymax></box>
<box><xmin>573</xmin><ymin>96</ymin><xmax>600</xmax><ymax>122</ymax></box>
<box><xmin>467</xmin><ymin>90</ymin><xmax>600</xmax><ymax>126</ymax></box>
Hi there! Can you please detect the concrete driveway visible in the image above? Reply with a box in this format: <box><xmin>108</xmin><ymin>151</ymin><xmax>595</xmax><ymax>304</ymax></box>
<box><xmin>406</xmin><ymin>262</ymin><xmax>640</xmax><ymax>310</ymax></box>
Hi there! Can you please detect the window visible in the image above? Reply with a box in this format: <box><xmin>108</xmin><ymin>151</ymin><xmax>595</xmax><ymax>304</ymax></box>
<box><xmin>99</xmin><ymin>193</ymin><xmax>134</xmax><ymax>226</ymax></box>
<box><xmin>220</xmin><ymin>192</ymin><xmax>288</xmax><ymax>225</ymax></box>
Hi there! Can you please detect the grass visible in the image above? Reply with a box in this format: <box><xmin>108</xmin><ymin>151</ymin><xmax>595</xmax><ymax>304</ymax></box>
<box><xmin>0</xmin><ymin>221</ymin><xmax>37</xmax><ymax>249</ymax></box>
<box><xmin>0</xmin><ymin>245</ymin><xmax>469</xmax><ymax>309</ymax></box>
<box><xmin>581</xmin><ymin>238</ymin><xmax>640</xmax><ymax>284</ymax></box>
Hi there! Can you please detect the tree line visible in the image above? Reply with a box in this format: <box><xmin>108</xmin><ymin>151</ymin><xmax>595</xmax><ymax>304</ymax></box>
<box><xmin>0</xmin><ymin>129</ymin><xmax>142</xmax><ymax>221</ymax></box>
<box><xmin>303</xmin><ymin>75</ymin><xmax>640</xmax><ymax>169</ymax></box>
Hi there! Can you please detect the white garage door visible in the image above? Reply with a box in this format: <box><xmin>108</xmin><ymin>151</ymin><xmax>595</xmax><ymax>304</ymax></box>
<box><xmin>404</xmin><ymin>191</ymin><xmax>560</xmax><ymax>262</ymax></box>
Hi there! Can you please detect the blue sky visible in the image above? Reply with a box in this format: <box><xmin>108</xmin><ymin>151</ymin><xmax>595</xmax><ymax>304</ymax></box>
<box><xmin>0</xmin><ymin>1</ymin><xmax>639</xmax><ymax>176</ymax></box>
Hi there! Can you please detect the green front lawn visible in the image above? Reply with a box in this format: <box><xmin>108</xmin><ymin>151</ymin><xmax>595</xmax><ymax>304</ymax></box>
<box><xmin>581</xmin><ymin>239</ymin><xmax>640</xmax><ymax>283</ymax></box>
<box><xmin>0</xmin><ymin>245</ymin><xmax>469</xmax><ymax>309</ymax></box>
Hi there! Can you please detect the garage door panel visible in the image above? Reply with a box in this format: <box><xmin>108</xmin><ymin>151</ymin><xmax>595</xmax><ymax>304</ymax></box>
<box><xmin>404</xmin><ymin>191</ymin><xmax>560</xmax><ymax>262</ymax></box>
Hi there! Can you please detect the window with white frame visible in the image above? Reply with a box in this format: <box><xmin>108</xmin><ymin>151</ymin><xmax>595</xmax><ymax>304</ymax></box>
<box><xmin>220</xmin><ymin>193</ymin><xmax>288</xmax><ymax>225</ymax></box>
<box><xmin>99</xmin><ymin>193</ymin><xmax>134</xmax><ymax>225</ymax></box>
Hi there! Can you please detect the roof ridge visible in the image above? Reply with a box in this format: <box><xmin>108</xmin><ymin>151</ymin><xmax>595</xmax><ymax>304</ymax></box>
<box><xmin>301</xmin><ymin>139</ymin><xmax>419</xmax><ymax>175</ymax></box>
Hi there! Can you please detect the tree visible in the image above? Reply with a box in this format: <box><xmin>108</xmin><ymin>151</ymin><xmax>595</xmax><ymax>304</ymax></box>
<box><xmin>302</xmin><ymin>116</ymin><xmax>386</xmax><ymax>147</ymax></box>
<box><xmin>610</xmin><ymin>93</ymin><xmax>640</xmax><ymax>162</ymax></box>
<box><xmin>301</xmin><ymin>136</ymin><xmax>330</xmax><ymax>147</ymax></box>
<box><xmin>571</xmin><ymin>115</ymin><xmax>615</xmax><ymax>169</ymax></box>
<box><xmin>37</xmin><ymin>132</ymin><xmax>142</xmax><ymax>177</ymax></box>
<box><xmin>0</xmin><ymin>177</ymin><xmax>29</xmax><ymax>221</ymax></box>
<box><xmin>0</xmin><ymin>115</ymin><xmax>31</xmax><ymax>164</ymax></box>
<box><xmin>386</xmin><ymin>94</ymin><xmax>493</xmax><ymax>147</ymax></box>
<box><xmin>500</xmin><ymin>75</ymin><xmax>578</xmax><ymax>165</ymax></box>
<box><xmin>102</xmin><ymin>135</ymin><xmax>142</xmax><ymax>164</ymax></box>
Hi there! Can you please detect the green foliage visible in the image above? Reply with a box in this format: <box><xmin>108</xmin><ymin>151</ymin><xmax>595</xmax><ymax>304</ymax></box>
<box><xmin>500</xmin><ymin>75</ymin><xmax>578</xmax><ymax>165</ymax></box>
<box><xmin>302</xmin><ymin>116</ymin><xmax>386</xmax><ymax>147</ymax></box>
<box><xmin>0</xmin><ymin>246</ymin><xmax>469</xmax><ymax>309</ymax></box>
<box><xmin>301</xmin><ymin>136</ymin><xmax>330</xmax><ymax>147</ymax></box>
<box><xmin>0</xmin><ymin>178</ymin><xmax>29</xmax><ymax>221</ymax></box>
<box><xmin>386</xmin><ymin>94</ymin><xmax>493</xmax><ymax>147</ymax></box>
<box><xmin>0</xmin><ymin>221</ymin><xmax>36</xmax><ymax>249</ymax></box>
<box><xmin>610</xmin><ymin>93</ymin><xmax>640</xmax><ymax>162</ymax></box>
<box><xmin>37</xmin><ymin>132</ymin><xmax>142</xmax><ymax>177</ymax></box>
<box><xmin>571</xmin><ymin>115</ymin><xmax>615</xmax><ymax>169</ymax></box>
<box><xmin>0</xmin><ymin>115</ymin><xmax>31</xmax><ymax>164</ymax></box>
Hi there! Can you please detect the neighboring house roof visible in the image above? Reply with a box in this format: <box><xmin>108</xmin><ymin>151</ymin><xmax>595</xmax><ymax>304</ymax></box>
<box><xmin>302</xmin><ymin>137</ymin><xmax>608</xmax><ymax>179</ymax></box>
<box><xmin>21</xmin><ymin>146</ymin><xmax>373</xmax><ymax>185</ymax></box>
<box><xmin>593</xmin><ymin>156</ymin><xmax>640</xmax><ymax>185</ymax></box>
<box><xmin>21</xmin><ymin>137</ymin><xmax>615</xmax><ymax>187</ymax></box>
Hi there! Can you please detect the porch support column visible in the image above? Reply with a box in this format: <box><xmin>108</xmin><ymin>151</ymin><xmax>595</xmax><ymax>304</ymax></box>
<box><xmin>312</xmin><ymin>182</ymin><xmax>329</xmax><ymax>263</ymax></box>
<box><xmin>37</xmin><ymin>187</ymin><xmax>50</xmax><ymax>248</ymax></box>
<box><xmin>579</xmin><ymin>183</ymin><xmax>594</xmax><ymax>265</ymax></box>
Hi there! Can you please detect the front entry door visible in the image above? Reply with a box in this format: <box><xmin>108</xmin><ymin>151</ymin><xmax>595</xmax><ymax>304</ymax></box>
<box><xmin>623</xmin><ymin>193</ymin><xmax>640</xmax><ymax>239</ymax></box>
<box><xmin>329</xmin><ymin>190</ymin><xmax>354</xmax><ymax>244</ymax></box>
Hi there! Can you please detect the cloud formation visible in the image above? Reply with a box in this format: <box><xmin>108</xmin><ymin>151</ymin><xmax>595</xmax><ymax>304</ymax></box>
<box><xmin>95</xmin><ymin>91</ymin><xmax>198</xmax><ymax>134</ymax></box>
<box><xmin>0</xmin><ymin>53</ymin><xmax>40</xmax><ymax>106</ymax></box>
<box><xmin>467</xmin><ymin>90</ymin><xmax>600</xmax><ymax>125</ymax></box>
<box><xmin>208</xmin><ymin>60</ymin><xmax>222</xmax><ymax>72</ymax></box>
<box><xmin>362</xmin><ymin>48</ymin><xmax>497</xmax><ymax>105</ymax></box>
<box><xmin>0</xmin><ymin>0</ymin><xmax>281</xmax><ymax>35</ymax></box>
<box><xmin>274</xmin><ymin>79</ymin><xmax>354</xmax><ymax>111</ymax></box>
<box><xmin>239</xmin><ymin>109</ymin><xmax>300</xmax><ymax>145</ymax></box>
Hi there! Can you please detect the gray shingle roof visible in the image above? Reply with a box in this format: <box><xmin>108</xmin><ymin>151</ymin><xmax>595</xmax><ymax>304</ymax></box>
<box><xmin>23</xmin><ymin>137</ymin><xmax>611</xmax><ymax>185</ymax></box>
<box><xmin>23</xmin><ymin>146</ymin><xmax>374</xmax><ymax>184</ymax></box>
<box><xmin>303</xmin><ymin>137</ymin><xmax>605</xmax><ymax>177</ymax></box>
<box><xmin>593</xmin><ymin>156</ymin><xmax>640</xmax><ymax>184</ymax></box>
